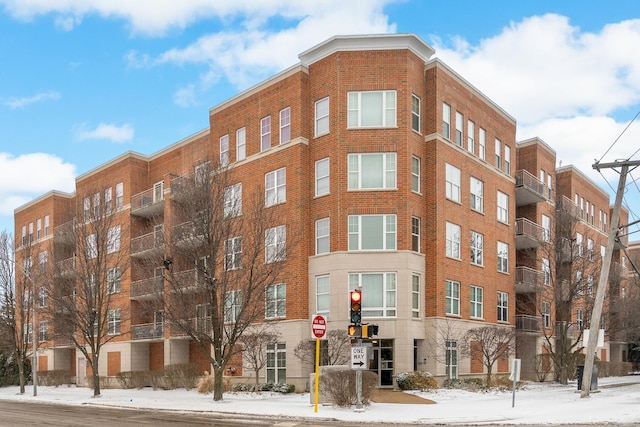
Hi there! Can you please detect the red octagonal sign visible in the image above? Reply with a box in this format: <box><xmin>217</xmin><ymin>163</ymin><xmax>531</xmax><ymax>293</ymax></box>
<box><xmin>311</xmin><ymin>315</ymin><xmax>327</xmax><ymax>339</ymax></box>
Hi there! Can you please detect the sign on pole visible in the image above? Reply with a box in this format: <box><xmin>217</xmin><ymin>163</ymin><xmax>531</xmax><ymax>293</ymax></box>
<box><xmin>351</xmin><ymin>346</ymin><xmax>367</xmax><ymax>370</ymax></box>
<box><xmin>311</xmin><ymin>315</ymin><xmax>327</xmax><ymax>339</ymax></box>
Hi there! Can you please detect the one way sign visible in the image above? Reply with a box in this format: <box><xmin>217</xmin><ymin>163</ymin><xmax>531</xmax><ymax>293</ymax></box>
<box><xmin>351</xmin><ymin>346</ymin><xmax>367</xmax><ymax>370</ymax></box>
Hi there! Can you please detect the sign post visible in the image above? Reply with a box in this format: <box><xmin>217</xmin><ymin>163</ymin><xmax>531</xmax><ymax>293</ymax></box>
<box><xmin>311</xmin><ymin>315</ymin><xmax>327</xmax><ymax>413</ymax></box>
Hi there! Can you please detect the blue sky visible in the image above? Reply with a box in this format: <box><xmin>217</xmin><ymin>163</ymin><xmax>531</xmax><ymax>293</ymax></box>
<box><xmin>1</xmin><ymin>0</ymin><xmax>639</xmax><ymax>239</ymax></box>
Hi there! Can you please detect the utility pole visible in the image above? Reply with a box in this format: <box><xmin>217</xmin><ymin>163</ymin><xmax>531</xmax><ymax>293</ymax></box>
<box><xmin>581</xmin><ymin>159</ymin><xmax>640</xmax><ymax>398</ymax></box>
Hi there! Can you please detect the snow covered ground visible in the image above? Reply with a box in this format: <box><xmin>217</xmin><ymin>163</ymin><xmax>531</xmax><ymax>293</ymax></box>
<box><xmin>0</xmin><ymin>376</ymin><xmax>639</xmax><ymax>425</ymax></box>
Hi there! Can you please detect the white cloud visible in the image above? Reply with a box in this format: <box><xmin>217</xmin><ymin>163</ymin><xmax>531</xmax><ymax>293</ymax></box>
<box><xmin>73</xmin><ymin>123</ymin><xmax>135</xmax><ymax>143</ymax></box>
<box><xmin>3</xmin><ymin>91</ymin><xmax>61</xmax><ymax>109</ymax></box>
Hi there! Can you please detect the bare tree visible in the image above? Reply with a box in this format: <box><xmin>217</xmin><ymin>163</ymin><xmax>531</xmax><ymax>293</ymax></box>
<box><xmin>147</xmin><ymin>162</ymin><xmax>297</xmax><ymax>401</ymax></box>
<box><xmin>461</xmin><ymin>326</ymin><xmax>515</xmax><ymax>388</ymax></box>
<box><xmin>294</xmin><ymin>329</ymin><xmax>351</xmax><ymax>367</ymax></box>
<box><xmin>43</xmin><ymin>188</ymin><xmax>130</xmax><ymax>397</ymax></box>
<box><xmin>423</xmin><ymin>319</ymin><xmax>466</xmax><ymax>379</ymax></box>
<box><xmin>238</xmin><ymin>325</ymin><xmax>280</xmax><ymax>388</ymax></box>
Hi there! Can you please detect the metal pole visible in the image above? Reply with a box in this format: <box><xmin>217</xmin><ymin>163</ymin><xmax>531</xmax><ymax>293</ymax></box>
<box><xmin>355</xmin><ymin>338</ymin><xmax>363</xmax><ymax>411</ymax></box>
<box><xmin>32</xmin><ymin>292</ymin><xmax>37</xmax><ymax>397</ymax></box>
<box><xmin>314</xmin><ymin>338</ymin><xmax>320</xmax><ymax>413</ymax></box>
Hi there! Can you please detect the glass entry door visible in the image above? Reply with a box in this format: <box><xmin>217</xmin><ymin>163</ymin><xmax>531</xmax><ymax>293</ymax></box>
<box><xmin>368</xmin><ymin>339</ymin><xmax>394</xmax><ymax>387</ymax></box>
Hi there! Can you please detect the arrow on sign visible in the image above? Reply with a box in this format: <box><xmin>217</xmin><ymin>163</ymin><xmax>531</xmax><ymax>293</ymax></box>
<box><xmin>353</xmin><ymin>361</ymin><xmax>364</xmax><ymax>367</ymax></box>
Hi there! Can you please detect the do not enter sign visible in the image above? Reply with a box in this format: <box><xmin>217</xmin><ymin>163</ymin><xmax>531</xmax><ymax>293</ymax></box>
<box><xmin>311</xmin><ymin>315</ymin><xmax>327</xmax><ymax>339</ymax></box>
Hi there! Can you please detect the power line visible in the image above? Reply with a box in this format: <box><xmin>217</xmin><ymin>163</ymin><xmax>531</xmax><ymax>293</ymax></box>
<box><xmin>597</xmin><ymin>110</ymin><xmax>640</xmax><ymax>163</ymax></box>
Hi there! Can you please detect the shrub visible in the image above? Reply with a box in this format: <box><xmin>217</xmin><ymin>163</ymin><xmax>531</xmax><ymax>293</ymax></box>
<box><xmin>596</xmin><ymin>361</ymin><xmax>633</xmax><ymax>377</ymax></box>
<box><xmin>38</xmin><ymin>370</ymin><xmax>71</xmax><ymax>387</ymax></box>
<box><xmin>394</xmin><ymin>371</ymin><xmax>437</xmax><ymax>391</ymax></box>
<box><xmin>230</xmin><ymin>382</ymin><xmax>295</xmax><ymax>393</ymax></box>
<box><xmin>115</xmin><ymin>371</ymin><xmax>148</xmax><ymax>389</ymax></box>
<box><xmin>320</xmin><ymin>369</ymin><xmax>378</xmax><ymax>407</ymax></box>
<box><xmin>0</xmin><ymin>352</ymin><xmax>30</xmax><ymax>386</ymax></box>
<box><xmin>443</xmin><ymin>377</ymin><xmax>484</xmax><ymax>391</ymax></box>
<box><xmin>149</xmin><ymin>370</ymin><xmax>164</xmax><ymax>390</ymax></box>
<box><xmin>164</xmin><ymin>363</ymin><xmax>199</xmax><ymax>390</ymax></box>
<box><xmin>197</xmin><ymin>371</ymin><xmax>215</xmax><ymax>394</ymax></box>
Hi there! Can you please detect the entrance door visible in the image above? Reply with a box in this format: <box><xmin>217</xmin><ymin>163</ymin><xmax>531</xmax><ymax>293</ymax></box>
<box><xmin>368</xmin><ymin>339</ymin><xmax>394</xmax><ymax>387</ymax></box>
<box><xmin>77</xmin><ymin>358</ymin><xmax>85</xmax><ymax>386</ymax></box>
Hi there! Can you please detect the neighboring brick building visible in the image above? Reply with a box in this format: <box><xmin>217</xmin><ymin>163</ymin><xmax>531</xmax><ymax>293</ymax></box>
<box><xmin>14</xmin><ymin>34</ymin><xmax>630</xmax><ymax>389</ymax></box>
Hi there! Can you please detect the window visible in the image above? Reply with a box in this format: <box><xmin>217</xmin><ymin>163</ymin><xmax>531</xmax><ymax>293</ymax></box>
<box><xmin>446</xmin><ymin>280</ymin><xmax>460</xmax><ymax>315</ymax></box>
<box><xmin>36</xmin><ymin>219</ymin><xmax>41</xmax><ymax>240</ymax></box>
<box><xmin>497</xmin><ymin>292</ymin><xmax>508</xmax><ymax>322</ymax></box>
<box><xmin>265</xmin><ymin>167</ymin><xmax>286</xmax><ymax>206</ymax></box>
<box><xmin>107</xmin><ymin>268</ymin><xmax>121</xmax><ymax>294</ymax></box>
<box><xmin>348</xmin><ymin>214</ymin><xmax>396</xmax><ymax>251</ymax></box>
<box><xmin>349</xmin><ymin>272</ymin><xmax>396</xmax><ymax>317</ymax></box>
<box><xmin>195</xmin><ymin>162</ymin><xmax>210</xmax><ymax>185</ymax></box>
<box><xmin>601</xmin><ymin>245</ymin><xmax>606</xmax><ymax>258</ymax></box>
<box><xmin>265</xmin><ymin>225</ymin><xmax>286</xmax><ymax>263</ymax></box>
<box><xmin>116</xmin><ymin>182</ymin><xmax>124</xmax><ymax>209</ymax></box>
<box><xmin>412</xmin><ymin>274</ymin><xmax>420</xmax><ymax>318</ymax></box>
<box><xmin>542</xmin><ymin>302</ymin><xmax>551</xmax><ymax>328</ymax></box>
<box><xmin>497</xmin><ymin>191</ymin><xmax>509</xmax><ymax>224</ymax></box>
<box><xmin>266</xmin><ymin>283</ymin><xmax>286</xmax><ymax>319</ymax></box>
<box><xmin>38</xmin><ymin>286</ymin><xmax>47</xmax><ymax>307</ymax></box>
<box><xmin>542</xmin><ymin>258</ymin><xmax>550</xmax><ymax>285</ymax></box>
<box><xmin>266</xmin><ymin>343</ymin><xmax>286</xmax><ymax>384</ymax></box>
<box><xmin>315</xmin><ymin>218</ymin><xmax>330</xmax><ymax>255</ymax></box>
<box><xmin>495</xmin><ymin>138</ymin><xmax>502</xmax><ymax>169</ymax></box>
<box><xmin>224</xmin><ymin>290</ymin><xmax>242</xmax><ymax>323</ymax></box>
<box><xmin>504</xmin><ymin>145</ymin><xmax>511</xmax><ymax>175</ymax></box>
<box><xmin>576</xmin><ymin>232</ymin><xmax>583</xmax><ymax>257</ymax></box>
<box><xmin>470</xmin><ymin>177</ymin><xmax>483</xmax><ymax>212</ymax></box>
<box><xmin>28</xmin><ymin>222</ymin><xmax>33</xmax><ymax>243</ymax></box>
<box><xmin>236</xmin><ymin>127</ymin><xmax>246</xmax><ymax>161</ymax></box>
<box><xmin>280</xmin><ymin>107</ymin><xmax>291</xmax><ymax>144</ymax></box>
<box><xmin>411</xmin><ymin>217</ymin><xmax>420</xmax><ymax>252</ymax></box>
<box><xmin>86</xmin><ymin>234</ymin><xmax>97</xmax><ymax>259</ymax></box>
<box><xmin>576</xmin><ymin>270</ymin><xmax>583</xmax><ymax>294</ymax></box>
<box><xmin>21</xmin><ymin>225</ymin><xmax>26</xmax><ymax>246</ymax></box>
<box><xmin>219</xmin><ymin>134</ymin><xmax>229</xmax><ymax>166</ymax></box>
<box><xmin>478</xmin><ymin>127</ymin><xmax>486</xmax><ymax>161</ymax></box>
<box><xmin>467</xmin><ymin>120</ymin><xmax>475</xmax><ymax>154</ymax></box>
<box><xmin>224</xmin><ymin>183</ymin><xmax>242</xmax><ymax>218</ymax></box>
<box><xmin>497</xmin><ymin>241</ymin><xmax>509</xmax><ymax>273</ymax></box>
<box><xmin>39</xmin><ymin>321</ymin><xmax>48</xmax><ymax>342</ymax></box>
<box><xmin>587</xmin><ymin>238</ymin><xmax>594</xmax><ymax>261</ymax></box>
<box><xmin>105</xmin><ymin>188</ymin><xmax>112</xmax><ymax>213</ymax></box>
<box><xmin>470</xmin><ymin>286</ymin><xmax>483</xmax><ymax>318</ymax></box>
<box><xmin>196</xmin><ymin>304</ymin><xmax>212</xmax><ymax>334</ymax></box>
<box><xmin>587</xmin><ymin>275</ymin><xmax>594</xmax><ymax>296</ymax></box>
<box><xmin>411</xmin><ymin>156</ymin><xmax>420</xmax><ymax>193</ymax></box>
<box><xmin>348</xmin><ymin>90</ymin><xmax>396</xmax><ymax>128</ymax></box>
<box><xmin>44</xmin><ymin>215</ymin><xmax>50</xmax><ymax>236</ymax></box>
<box><xmin>224</xmin><ymin>236</ymin><xmax>242</xmax><ymax>270</ymax></box>
<box><xmin>315</xmin><ymin>158</ymin><xmax>330</xmax><ymax>197</ymax></box>
<box><xmin>107</xmin><ymin>225</ymin><xmax>121</xmax><ymax>253</ymax></box>
<box><xmin>260</xmin><ymin>116</ymin><xmax>271</xmax><ymax>151</ymax></box>
<box><xmin>84</xmin><ymin>197</ymin><xmax>91</xmax><ymax>221</ymax></box>
<box><xmin>445</xmin><ymin>163</ymin><xmax>461</xmax><ymax>202</ymax></box>
<box><xmin>442</xmin><ymin>103</ymin><xmax>451</xmax><ymax>139</ymax></box>
<box><xmin>455</xmin><ymin>111</ymin><xmax>463</xmax><ymax>146</ymax></box>
<box><xmin>38</xmin><ymin>251</ymin><xmax>48</xmax><ymax>273</ymax></box>
<box><xmin>25</xmin><ymin>324</ymin><xmax>32</xmax><ymax>344</ymax></box>
<box><xmin>348</xmin><ymin>153</ymin><xmax>396</xmax><ymax>190</ymax></box>
<box><xmin>108</xmin><ymin>309</ymin><xmax>121</xmax><ymax>335</ymax></box>
<box><xmin>316</xmin><ymin>275</ymin><xmax>330</xmax><ymax>316</ymax></box>
<box><xmin>446</xmin><ymin>340</ymin><xmax>458</xmax><ymax>379</ymax></box>
<box><xmin>542</xmin><ymin>215</ymin><xmax>551</xmax><ymax>242</ymax></box>
<box><xmin>577</xmin><ymin>309</ymin><xmax>584</xmax><ymax>330</ymax></box>
<box><xmin>315</xmin><ymin>97</ymin><xmax>329</xmax><ymax>136</ymax></box>
<box><xmin>470</xmin><ymin>231</ymin><xmax>483</xmax><ymax>266</ymax></box>
<box><xmin>93</xmin><ymin>192</ymin><xmax>100</xmax><ymax>218</ymax></box>
<box><xmin>446</xmin><ymin>222</ymin><xmax>461</xmax><ymax>259</ymax></box>
<box><xmin>411</xmin><ymin>94</ymin><xmax>420</xmax><ymax>132</ymax></box>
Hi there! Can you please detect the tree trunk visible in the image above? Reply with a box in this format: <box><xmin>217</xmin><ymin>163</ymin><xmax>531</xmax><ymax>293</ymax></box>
<box><xmin>213</xmin><ymin>366</ymin><xmax>224</xmax><ymax>401</ymax></box>
<box><xmin>486</xmin><ymin>365</ymin><xmax>493</xmax><ymax>388</ymax></box>
<box><xmin>16</xmin><ymin>349</ymin><xmax>25</xmax><ymax>394</ymax></box>
<box><xmin>254</xmin><ymin>368</ymin><xmax>260</xmax><ymax>389</ymax></box>
<box><xmin>92</xmin><ymin>354</ymin><xmax>101</xmax><ymax>397</ymax></box>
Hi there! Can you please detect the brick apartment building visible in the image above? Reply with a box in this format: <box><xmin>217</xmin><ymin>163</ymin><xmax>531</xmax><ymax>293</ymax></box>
<box><xmin>14</xmin><ymin>34</ymin><xmax>632</xmax><ymax>389</ymax></box>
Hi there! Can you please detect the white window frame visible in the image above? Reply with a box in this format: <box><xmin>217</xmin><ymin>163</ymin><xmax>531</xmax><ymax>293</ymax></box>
<box><xmin>224</xmin><ymin>236</ymin><xmax>242</xmax><ymax>271</ymax></box>
<box><xmin>411</xmin><ymin>94</ymin><xmax>420</xmax><ymax>133</ymax></box>
<box><xmin>315</xmin><ymin>97</ymin><xmax>329</xmax><ymax>137</ymax></box>
<box><xmin>542</xmin><ymin>258</ymin><xmax>550</xmax><ymax>285</ymax></box>
<box><xmin>86</xmin><ymin>234</ymin><xmax>97</xmax><ymax>259</ymax></box>
<box><xmin>116</xmin><ymin>182</ymin><xmax>124</xmax><ymax>209</ymax></box>
<box><xmin>236</xmin><ymin>127</ymin><xmax>246</xmax><ymax>161</ymax></box>
<box><xmin>347</xmin><ymin>90</ymin><xmax>397</xmax><ymax>128</ymax></box>
<box><xmin>455</xmin><ymin>111</ymin><xmax>463</xmax><ymax>146</ymax></box>
<box><xmin>265</xmin><ymin>167</ymin><xmax>286</xmax><ymax>207</ymax></box>
<box><xmin>412</xmin><ymin>274</ymin><xmax>420</xmax><ymax>318</ymax></box>
<box><xmin>446</xmin><ymin>340</ymin><xmax>458</xmax><ymax>379</ymax></box>
<box><xmin>315</xmin><ymin>218</ymin><xmax>330</xmax><ymax>255</ymax></box>
<box><xmin>349</xmin><ymin>272</ymin><xmax>397</xmax><ymax>317</ymax></box>
<box><xmin>279</xmin><ymin>107</ymin><xmax>291</xmax><ymax>144</ymax></box>
<box><xmin>411</xmin><ymin>216</ymin><xmax>420</xmax><ymax>252</ymax></box>
<box><xmin>316</xmin><ymin>275</ymin><xmax>330</xmax><ymax>317</ymax></box>
<box><xmin>348</xmin><ymin>214</ymin><xmax>396</xmax><ymax>251</ymax></box>
<box><xmin>266</xmin><ymin>343</ymin><xmax>286</xmax><ymax>384</ymax></box>
<box><xmin>265</xmin><ymin>283</ymin><xmax>286</xmax><ymax>319</ymax></box>
<box><xmin>542</xmin><ymin>215</ymin><xmax>551</xmax><ymax>242</ymax></box>
<box><xmin>107</xmin><ymin>309</ymin><xmax>121</xmax><ymax>335</ymax></box>
<box><xmin>44</xmin><ymin>215</ymin><xmax>50</xmax><ymax>236</ymax></box>
<box><xmin>497</xmin><ymin>241</ymin><xmax>509</xmax><ymax>273</ymax></box>
<box><xmin>104</xmin><ymin>187</ymin><xmax>112</xmax><ymax>213</ymax></box>
<box><xmin>315</xmin><ymin>157</ymin><xmax>330</xmax><ymax>197</ymax></box>
<box><xmin>38</xmin><ymin>321</ymin><xmax>48</xmax><ymax>342</ymax></box>
<box><xmin>470</xmin><ymin>285</ymin><xmax>483</xmax><ymax>319</ymax></box>
<box><xmin>497</xmin><ymin>291</ymin><xmax>508</xmax><ymax>322</ymax></box>
<box><xmin>107</xmin><ymin>225</ymin><xmax>121</xmax><ymax>254</ymax></box>
<box><xmin>495</xmin><ymin>138</ymin><xmax>502</xmax><ymax>169</ymax></box>
<box><xmin>470</xmin><ymin>231</ymin><xmax>483</xmax><ymax>266</ymax></box>
<box><xmin>411</xmin><ymin>155</ymin><xmax>421</xmax><ymax>193</ymax></box>
<box><xmin>219</xmin><ymin>134</ymin><xmax>229</xmax><ymax>166</ymax></box>
<box><xmin>442</xmin><ymin>103</ymin><xmax>451</xmax><ymax>139</ymax></box>
<box><xmin>497</xmin><ymin>191</ymin><xmax>509</xmax><ymax>224</ymax></box>
<box><xmin>577</xmin><ymin>309</ymin><xmax>584</xmax><ymax>330</ymax></box>
<box><xmin>470</xmin><ymin>177</ymin><xmax>483</xmax><ymax>212</ymax></box>
<box><xmin>348</xmin><ymin>153</ymin><xmax>396</xmax><ymax>190</ymax></box>
<box><xmin>36</xmin><ymin>219</ymin><xmax>41</xmax><ymax>240</ymax></box>
<box><xmin>467</xmin><ymin>120</ymin><xmax>475</xmax><ymax>154</ymax></box>
<box><xmin>542</xmin><ymin>301</ymin><xmax>551</xmax><ymax>328</ymax></box>
<box><xmin>107</xmin><ymin>267</ymin><xmax>121</xmax><ymax>294</ymax></box>
<box><xmin>260</xmin><ymin>116</ymin><xmax>271</xmax><ymax>151</ymax></box>
<box><xmin>265</xmin><ymin>225</ymin><xmax>286</xmax><ymax>263</ymax></box>
<box><xmin>504</xmin><ymin>145</ymin><xmax>511</xmax><ymax>175</ymax></box>
<box><xmin>446</xmin><ymin>222</ymin><xmax>461</xmax><ymax>260</ymax></box>
<box><xmin>576</xmin><ymin>232</ymin><xmax>584</xmax><ymax>257</ymax></box>
<box><xmin>224</xmin><ymin>290</ymin><xmax>242</xmax><ymax>323</ymax></box>
<box><xmin>478</xmin><ymin>127</ymin><xmax>486</xmax><ymax>161</ymax></box>
<box><xmin>446</xmin><ymin>280</ymin><xmax>460</xmax><ymax>316</ymax></box>
<box><xmin>445</xmin><ymin>163</ymin><xmax>461</xmax><ymax>202</ymax></box>
<box><xmin>224</xmin><ymin>183</ymin><xmax>242</xmax><ymax>218</ymax></box>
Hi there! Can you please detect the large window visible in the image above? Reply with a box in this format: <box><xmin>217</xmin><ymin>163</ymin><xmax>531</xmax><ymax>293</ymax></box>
<box><xmin>260</xmin><ymin>116</ymin><xmax>271</xmax><ymax>151</ymax></box>
<box><xmin>265</xmin><ymin>225</ymin><xmax>286</xmax><ymax>263</ymax></box>
<box><xmin>497</xmin><ymin>291</ymin><xmax>508</xmax><ymax>322</ymax></box>
<box><xmin>107</xmin><ymin>225</ymin><xmax>121</xmax><ymax>253</ymax></box>
<box><xmin>265</xmin><ymin>283</ymin><xmax>286</xmax><ymax>319</ymax></box>
<box><xmin>315</xmin><ymin>218</ymin><xmax>330</xmax><ymax>255</ymax></box>
<box><xmin>442</xmin><ymin>103</ymin><xmax>451</xmax><ymax>139</ymax></box>
<box><xmin>504</xmin><ymin>145</ymin><xmax>511</xmax><ymax>175</ymax></box>
<box><xmin>542</xmin><ymin>301</ymin><xmax>551</xmax><ymax>328</ymax></box>
<box><xmin>348</xmin><ymin>153</ymin><xmax>396</xmax><ymax>190</ymax></box>
<box><xmin>315</xmin><ymin>97</ymin><xmax>329</xmax><ymax>137</ymax></box>
<box><xmin>470</xmin><ymin>177</ymin><xmax>483</xmax><ymax>212</ymax></box>
<box><xmin>315</xmin><ymin>158</ymin><xmax>330</xmax><ymax>197</ymax></box>
<box><xmin>497</xmin><ymin>191</ymin><xmax>509</xmax><ymax>224</ymax></box>
<box><xmin>446</xmin><ymin>280</ymin><xmax>460</xmax><ymax>315</ymax></box>
<box><xmin>348</xmin><ymin>90</ymin><xmax>396</xmax><ymax>128</ymax></box>
<box><xmin>107</xmin><ymin>309</ymin><xmax>121</xmax><ymax>335</ymax></box>
<box><xmin>470</xmin><ymin>231</ymin><xmax>483</xmax><ymax>266</ymax></box>
<box><xmin>411</xmin><ymin>156</ymin><xmax>420</xmax><ymax>193</ymax></box>
<box><xmin>446</xmin><ymin>222</ymin><xmax>461</xmax><ymax>259</ymax></box>
<box><xmin>542</xmin><ymin>215</ymin><xmax>551</xmax><ymax>242</ymax></box>
<box><xmin>220</xmin><ymin>134</ymin><xmax>229</xmax><ymax>166</ymax></box>
<box><xmin>224</xmin><ymin>236</ymin><xmax>242</xmax><ymax>270</ymax></box>
<box><xmin>467</xmin><ymin>120</ymin><xmax>475</xmax><ymax>154</ymax></box>
<box><xmin>445</xmin><ymin>163</ymin><xmax>461</xmax><ymax>202</ymax></box>
<box><xmin>316</xmin><ymin>275</ymin><xmax>330</xmax><ymax>316</ymax></box>
<box><xmin>542</xmin><ymin>258</ymin><xmax>550</xmax><ymax>285</ymax></box>
<box><xmin>265</xmin><ymin>168</ymin><xmax>286</xmax><ymax>207</ymax></box>
<box><xmin>412</xmin><ymin>274</ymin><xmax>420</xmax><ymax>318</ymax></box>
<box><xmin>266</xmin><ymin>343</ymin><xmax>286</xmax><ymax>384</ymax></box>
<box><xmin>495</xmin><ymin>138</ymin><xmax>502</xmax><ymax>169</ymax></box>
<box><xmin>107</xmin><ymin>268</ymin><xmax>121</xmax><ymax>294</ymax></box>
<box><xmin>196</xmin><ymin>304</ymin><xmax>212</xmax><ymax>333</ymax></box>
<box><xmin>348</xmin><ymin>214</ymin><xmax>396</xmax><ymax>251</ymax></box>
<box><xmin>224</xmin><ymin>183</ymin><xmax>242</xmax><ymax>218</ymax></box>
<box><xmin>349</xmin><ymin>272</ymin><xmax>396</xmax><ymax>317</ymax></box>
<box><xmin>411</xmin><ymin>216</ymin><xmax>420</xmax><ymax>252</ymax></box>
<box><xmin>224</xmin><ymin>290</ymin><xmax>242</xmax><ymax>323</ymax></box>
<box><xmin>446</xmin><ymin>340</ymin><xmax>458</xmax><ymax>379</ymax></box>
<box><xmin>478</xmin><ymin>128</ymin><xmax>486</xmax><ymax>161</ymax></box>
<box><xmin>280</xmin><ymin>107</ymin><xmax>291</xmax><ymax>144</ymax></box>
<box><xmin>116</xmin><ymin>182</ymin><xmax>124</xmax><ymax>209</ymax></box>
<box><xmin>105</xmin><ymin>188</ymin><xmax>112</xmax><ymax>213</ymax></box>
<box><xmin>576</xmin><ymin>232</ymin><xmax>584</xmax><ymax>257</ymax></box>
<box><xmin>455</xmin><ymin>111</ymin><xmax>463</xmax><ymax>146</ymax></box>
<box><xmin>470</xmin><ymin>286</ymin><xmax>483</xmax><ymax>318</ymax></box>
<box><xmin>497</xmin><ymin>241</ymin><xmax>509</xmax><ymax>273</ymax></box>
<box><xmin>38</xmin><ymin>321</ymin><xmax>48</xmax><ymax>342</ymax></box>
<box><xmin>86</xmin><ymin>234</ymin><xmax>97</xmax><ymax>259</ymax></box>
<box><xmin>236</xmin><ymin>127</ymin><xmax>246</xmax><ymax>161</ymax></box>
<box><xmin>411</xmin><ymin>94</ymin><xmax>420</xmax><ymax>132</ymax></box>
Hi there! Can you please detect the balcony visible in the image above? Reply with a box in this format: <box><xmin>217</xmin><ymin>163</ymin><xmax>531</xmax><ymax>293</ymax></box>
<box><xmin>169</xmin><ymin>317</ymin><xmax>211</xmax><ymax>337</ymax></box>
<box><xmin>131</xmin><ymin>183</ymin><xmax>165</xmax><ymax>218</ymax></box>
<box><xmin>56</xmin><ymin>257</ymin><xmax>76</xmax><ymax>278</ymax></box>
<box><xmin>130</xmin><ymin>276</ymin><xmax>164</xmax><ymax>301</ymax></box>
<box><xmin>557</xmin><ymin>195</ymin><xmax>579</xmax><ymax>218</ymax></box>
<box><xmin>515</xmin><ymin>170</ymin><xmax>546</xmax><ymax>207</ymax></box>
<box><xmin>131</xmin><ymin>228</ymin><xmax>164</xmax><ymax>259</ymax></box>
<box><xmin>54</xmin><ymin>336</ymin><xmax>75</xmax><ymax>347</ymax></box>
<box><xmin>172</xmin><ymin>222</ymin><xmax>204</xmax><ymax>247</ymax></box>
<box><xmin>53</xmin><ymin>220</ymin><xmax>76</xmax><ymax>248</ymax></box>
<box><xmin>169</xmin><ymin>269</ymin><xmax>204</xmax><ymax>293</ymax></box>
<box><xmin>516</xmin><ymin>315</ymin><xmax>541</xmax><ymax>332</ymax></box>
<box><xmin>515</xmin><ymin>218</ymin><xmax>545</xmax><ymax>249</ymax></box>
<box><xmin>515</xmin><ymin>266</ymin><xmax>544</xmax><ymax>293</ymax></box>
<box><xmin>609</xmin><ymin>262</ymin><xmax>627</xmax><ymax>283</ymax></box>
<box><xmin>132</xmin><ymin>323</ymin><xmax>164</xmax><ymax>340</ymax></box>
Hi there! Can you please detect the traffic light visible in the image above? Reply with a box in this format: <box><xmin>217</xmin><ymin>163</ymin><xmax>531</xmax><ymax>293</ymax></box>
<box><xmin>350</xmin><ymin>289</ymin><xmax>362</xmax><ymax>324</ymax></box>
<box><xmin>361</xmin><ymin>324</ymin><xmax>379</xmax><ymax>338</ymax></box>
<box><xmin>348</xmin><ymin>324</ymin><xmax>362</xmax><ymax>337</ymax></box>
